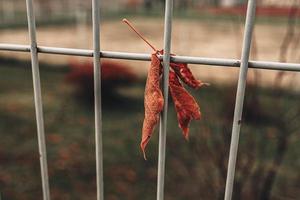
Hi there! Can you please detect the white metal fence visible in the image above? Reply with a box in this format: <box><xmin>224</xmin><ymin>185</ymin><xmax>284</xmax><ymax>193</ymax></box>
<box><xmin>0</xmin><ymin>0</ymin><xmax>300</xmax><ymax>200</ymax></box>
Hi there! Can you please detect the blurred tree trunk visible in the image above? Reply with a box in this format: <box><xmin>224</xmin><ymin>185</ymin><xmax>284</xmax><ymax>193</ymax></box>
<box><xmin>143</xmin><ymin>0</ymin><xmax>164</xmax><ymax>10</ymax></box>
<box><xmin>144</xmin><ymin>0</ymin><xmax>152</xmax><ymax>10</ymax></box>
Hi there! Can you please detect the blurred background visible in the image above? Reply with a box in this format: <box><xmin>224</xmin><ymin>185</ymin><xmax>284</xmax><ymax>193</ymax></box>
<box><xmin>0</xmin><ymin>0</ymin><xmax>300</xmax><ymax>199</ymax></box>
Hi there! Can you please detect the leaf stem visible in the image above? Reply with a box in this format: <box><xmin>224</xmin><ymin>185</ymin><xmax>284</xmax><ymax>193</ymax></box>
<box><xmin>122</xmin><ymin>18</ymin><xmax>158</xmax><ymax>52</ymax></box>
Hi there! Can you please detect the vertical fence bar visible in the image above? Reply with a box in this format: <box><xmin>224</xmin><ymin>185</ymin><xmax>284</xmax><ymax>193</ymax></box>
<box><xmin>157</xmin><ymin>0</ymin><xmax>173</xmax><ymax>200</ymax></box>
<box><xmin>224</xmin><ymin>0</ymin><xmax>256</xmax><ymax>200</ymax></box>
<box><xmin>92</xmin><ymin>0</ymin><xmax>104</xmax><ymax>200</ymax></box>
<box><xmin>25</xmin><ymin>0</ymin><xmax>50</xmax><ymax>200</ymax></box>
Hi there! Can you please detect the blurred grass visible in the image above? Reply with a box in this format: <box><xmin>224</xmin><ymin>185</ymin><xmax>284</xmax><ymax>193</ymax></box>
<box><xmin>0</xmin><ymin>59</ymin><xmax>300</xmax><ymax>199</ymax></box>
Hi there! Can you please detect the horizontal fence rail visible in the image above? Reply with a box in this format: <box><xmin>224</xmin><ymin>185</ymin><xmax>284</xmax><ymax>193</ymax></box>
<box><xmin>1</xmin><ymin>0</ymin><xmax>300</xmax><ymax>200</ymax></box>
<box><xmin>1</xmin><ymin>44</ymin><xmax>300</xmax><ymax>72</ymax></box>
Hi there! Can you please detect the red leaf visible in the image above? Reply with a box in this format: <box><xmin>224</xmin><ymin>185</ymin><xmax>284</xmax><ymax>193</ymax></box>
<box><xmin>170</xmin><ymin>62</ymin><xmax>207</xmax><ymax>89</ymax></box>
<box><xmin>169</xmin><ymin>71</ymin><xmax>201</xmax><ymax>140</ymax></box>
<box><xmin>141</xmin><ymin>53</ymin><xmax>164</xmax><ymax>159</ymax></box>
<box><xmin>122</xmin><ymin>19</ymin><xmax>208</xmax><ymax>159</ymax></box>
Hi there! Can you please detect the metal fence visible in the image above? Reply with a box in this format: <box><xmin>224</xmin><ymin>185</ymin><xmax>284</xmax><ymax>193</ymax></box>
<box><xmin>0</xmin><ymin>0</ymin><xmax>300</xmax><ymax>200</ymax></box>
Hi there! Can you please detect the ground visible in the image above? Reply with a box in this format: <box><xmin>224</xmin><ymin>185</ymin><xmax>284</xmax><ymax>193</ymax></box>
<box><xmin>0</xmin><ymin>57</ymin><xmax>300</xmax><ymax>199</ymax></box>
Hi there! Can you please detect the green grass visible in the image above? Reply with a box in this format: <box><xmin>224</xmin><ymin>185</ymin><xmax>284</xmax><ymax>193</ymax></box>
<box><xmin>0</xmin><ymin>59</ymin><xmax>300</xmax><ymax>199</ymax></box>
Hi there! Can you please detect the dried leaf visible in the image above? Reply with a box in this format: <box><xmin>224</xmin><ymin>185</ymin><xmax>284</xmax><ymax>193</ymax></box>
<box><xmin>122</xmin><ymin>19</ymin><xmax>208</xmax><ymax>159</ymax></box>
<box><xmin>169</xmin><ymin>71</ymin><xmax>201</xmax><ymax>140</ymax></box>
<box><xmin>141</xmin><ymin>53</ymin><xmax>164</xmax><ymax>159</ymax></box>
<box><xmin>170</xmin><ymin>62</ymin><xmax>207</xmax><ymax>89</ymax></box>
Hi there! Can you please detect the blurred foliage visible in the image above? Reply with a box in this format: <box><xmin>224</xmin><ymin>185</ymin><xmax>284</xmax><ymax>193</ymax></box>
<box><xmin>65</xmin><ymin>59</ymin><xmax>138</xmax><ymax>105</ymax></box>
<box><xmin>0</xmin><ymin>59</ymin><xmax>299</xmax><ymax>199</ymax></box>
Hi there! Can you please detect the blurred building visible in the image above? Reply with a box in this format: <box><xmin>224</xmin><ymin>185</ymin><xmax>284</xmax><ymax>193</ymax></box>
<box><xmin>261</xmin><ymin>0</ymin><xmax>300</xmax><ymax>7</ymax></box>
<box><xmin>0</xmin><ymin>0</ymin><xmax>299</xmax><ymax>25</ymax></box>
<box><xmin>220</xmin><ymin>0</ymin><xmax>240</xmax><ymax>6</ymax></box>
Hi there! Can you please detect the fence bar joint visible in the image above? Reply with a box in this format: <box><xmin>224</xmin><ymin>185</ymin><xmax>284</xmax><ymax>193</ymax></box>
<box><xmin>25</xmin><ymin>0</ymin><xmax>51</xmax><ymax>200</ymax></box>
<box><xmin>224</xmin><ymin>0</ymin><xmax>257</xmax><ymax>200</ymax></box>
<box><xmin>157</xmin><ymin>0</ymin><xmax>173</xmax><ymax>200</ymax></box>
<box><xmin>92</xmin><ymin>0</ymin><xmax>104</xmax><ymax>199</ymax></box>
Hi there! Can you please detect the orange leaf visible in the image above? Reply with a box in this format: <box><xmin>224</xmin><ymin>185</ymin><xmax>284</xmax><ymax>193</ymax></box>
<box><xmin>169</xmin><ymin>71</ymin><xmax>201</xmax><ymax>140</ymax></box>
<box><xmin>170</xmin><ymin>62</ymin><xmax>207</xmax><ymax>89</ymax></box>
<box><xmin>123</xmin><ymin>18</ymin><xmax>209</xmax><ymax>159</ymax></box>
<box><xmin>141</xmin><ymin>53</ymin><xmax>164</xmax><ymax>159</ymax></box>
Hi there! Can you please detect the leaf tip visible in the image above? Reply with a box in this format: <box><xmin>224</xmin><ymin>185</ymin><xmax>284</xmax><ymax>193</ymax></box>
<box><xmin>195</xmin><ymin>82</ymin><xmax>210</xmax><ymax>89</ymax></box>
<box><xmin>184</xmin><ymin>133</ymin><xmax>190</xmax><ymax>141</ymax></box>
<box><xmin>142</xmin><ymin>150</ymin><xmax>147</xmax><ymax>160</ymax></box>
<box><xmin>140</xmin><ymin>140</ymin><xmax>149</xmax><ymax>160</ymax></box>
<box><xmin>140</xmin><ymin>144</ymin><xmax>148</xmax><ymax>160</ymax></box>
